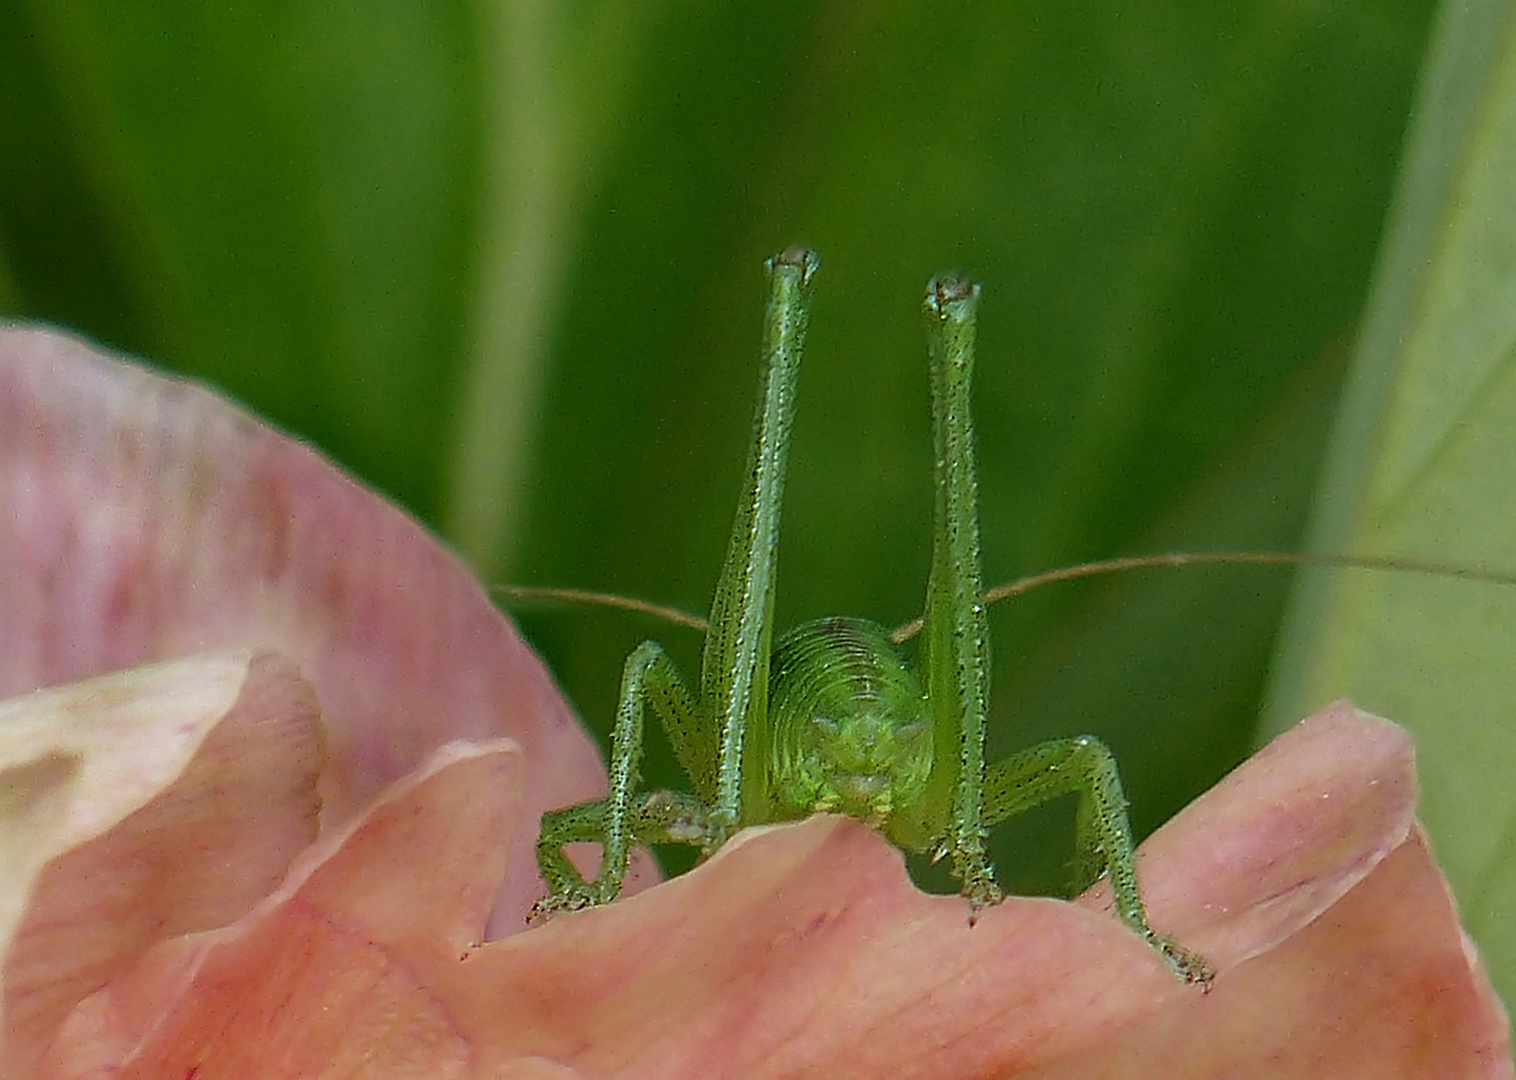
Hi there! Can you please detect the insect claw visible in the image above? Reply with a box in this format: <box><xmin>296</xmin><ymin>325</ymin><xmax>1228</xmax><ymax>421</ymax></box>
<box><xmin>1154</xmin><ymin>937</ymin><xmax>1215</xmax><ymax>991</ymax></box>
<box><xmin>960</xmin><ymin>870</ymin><xmax>1003</xmax><ymax>925</ymax></box>
<box><xmin>527</xmin><ymin>879</ymin><xmax>615</xmax><ymax>924</ymax></box>
<box><xmin>525</xmin><ymin>898</ymin><xmax>558</xmax><ymax>925</ymax></box>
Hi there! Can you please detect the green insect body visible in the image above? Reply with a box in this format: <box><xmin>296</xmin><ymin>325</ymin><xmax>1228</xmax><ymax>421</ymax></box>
<box><xmin>532</xmin><ymin>248</ymin><xmax>1208</xmax><ymax>985</ymax></box>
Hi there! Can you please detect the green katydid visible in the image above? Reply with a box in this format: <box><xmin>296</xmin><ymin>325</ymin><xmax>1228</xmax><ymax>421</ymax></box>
<box><xmin>529</xmin><ymin>246</ymin><xmax>1211</xmax><ymax>983</ymax></box>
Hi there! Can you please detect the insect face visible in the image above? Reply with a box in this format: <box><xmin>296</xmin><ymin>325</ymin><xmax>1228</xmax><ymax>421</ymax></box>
<box><xmin>768</xmin><ymin>616</ymin><xmax>933</xmax><ymax>828</ymax></box>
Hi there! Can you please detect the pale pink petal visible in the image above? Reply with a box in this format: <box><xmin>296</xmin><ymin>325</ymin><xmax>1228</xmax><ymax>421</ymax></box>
<box><xmin>410</xmin><ymin>702</ymin><xmax>1474</xmax><ymax>1079</ymax></box>
<box><xmin>451</xmin><ymin>703</ymin><xmax>1504</xmax><ymax>1077</ymax></box>
<box><xmin>1</xmin><ymin>651</ymin><xmax>324</xmax><ymax>1076</ymax></box>
<box><xmin>47</xmin><ymin>740</ymin><xmax>524</xmax><ymax>1079</ymax></box>
<box><xmin>460</xmin><ymin>816</ymin><xmax>1180</xmax><ymax>1078</ymax></box>
<box><xmin>42</xmin><ymin>701</ymin><xmax>1503</xmax><ymax>1077</ymax></box>
<box><xmin>1034</xmin><ymin>830</ymin><xmax>1511</xmax><ymax>1078</ymax></box>
<box><xmin>0</xmin><ymin>324</ymin><xmax>627</xmax><ymax>921</ymax></box>
<box><xmin>1081</xmin><ymin>698</ymin><xmax>1419</xmax><ymax>965</ymax></box>
<box><xmin>1032</xmin><ymin>707</ymin><xmax>1511</xmax><ymax>1077</ymax></box>
<box><xmin>490</xmin><ymin>1063</ymin><xmax>593</xmax><ymax>1080</ymax></box>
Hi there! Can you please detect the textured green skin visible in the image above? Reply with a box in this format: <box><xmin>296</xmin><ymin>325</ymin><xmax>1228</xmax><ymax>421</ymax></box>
<box><xmin>767</xmin><ymin>616</ymin><xmax>932</xmax><ymax>829</ymax></box>
<box><xmin>532</xmin><ymin>251</ymin><xmax>1208</xmax><ymax>984</ymax></box>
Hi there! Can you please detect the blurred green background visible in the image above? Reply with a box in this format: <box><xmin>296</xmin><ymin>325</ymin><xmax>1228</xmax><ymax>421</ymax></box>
<box><xmin>7</xmin><ymin>0</ymin><xmax>1514</xmax><ymax>1008</ymax></box>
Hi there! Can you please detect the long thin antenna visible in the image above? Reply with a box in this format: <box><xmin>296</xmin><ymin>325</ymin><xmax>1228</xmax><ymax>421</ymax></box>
<box><xmin>492</xmin><ymin>584</ymin><xmax>709</xmax><ymax>633</ymax></box>
<box><xmin>498</xmin><ymin>550</ymin><xmax>1516</xmax><ymax>646</ymax></box>
<box><xmin>889</xmin><ymin>550</ymin><xmax>1516</xmax><ymax>644</ymax></box>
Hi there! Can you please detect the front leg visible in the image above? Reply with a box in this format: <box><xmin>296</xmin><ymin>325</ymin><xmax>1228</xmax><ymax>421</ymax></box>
<box><xmin>982</xmin><ymin>736</ymin><xmax>1212</xmax><ymax>985</ymax></box>
<box><xmin>533</xmin><ymin>640</ymin><xmax>712</xmax><ymax>918</ymax></box>
<box><xmin>532</xmin><ymin>788</ymin><xmax>712</xmax><ymax>917</ymax></box>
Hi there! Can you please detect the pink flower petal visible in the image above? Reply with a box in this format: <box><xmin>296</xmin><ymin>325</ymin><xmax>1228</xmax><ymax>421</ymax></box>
<box><xmin>1050</xmin><ymin>701</ymin><xmax>1512</xmax><ymax>1077</ymax></box>
<box><xmin>1038</xmin><ymin>830</ymin><xmax>1510</xmax><ymax>1078</ymax></box>
<box><xmin>48</xmin><ymin>740</ymin><xmax>524</xmax><ymax>1079</ymax></box>
<box><xmin>0</xmin><ymin>325</ymin><xmax>629</xmax><ymax>922</ymax></box>
<box><xmin>1080</xmin><ymin>698</ymin><xmax>1419</xmax><ymax>965</ymax></box>
<box><xmin>41</xmin><ymin>701</ymin><xmax>1506</xmax><ymax>1077</ymax></box>
<box><xmin>468</xmin><ymin>702</ymin><xmax>1509</xmax><ymax>1077</ymax></box>
<box><xmin>1</xmin><ymin>651</ymin><xmax>324</xmax><ymax>1076</ymax></box>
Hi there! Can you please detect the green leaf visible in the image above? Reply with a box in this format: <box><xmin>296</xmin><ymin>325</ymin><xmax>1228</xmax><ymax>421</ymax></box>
<box><xmin>0</xmin><ymin>0</ymin><xmax>481</xmax><ymax>518</ymax></box>
<box><xmin>1266</xmin><ymin>0</ymin><xmax>1516</xmax><ymax>1008</ymax></box>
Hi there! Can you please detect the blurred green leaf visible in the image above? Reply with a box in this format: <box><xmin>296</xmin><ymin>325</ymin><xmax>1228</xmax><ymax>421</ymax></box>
<box><xmin>0</xmin><ymin>0</ymin><xmax>480</xmax><ymax>517</ymax></box>
<box><xmin>444</xmin><ymin>0</ymin><xmax>680</xmax><ymax>567</ymax></box>
<box><xmin>1267</xmin><ymin>0</ymin><xmax>1516</xmax><ymax>1007</ymax></box>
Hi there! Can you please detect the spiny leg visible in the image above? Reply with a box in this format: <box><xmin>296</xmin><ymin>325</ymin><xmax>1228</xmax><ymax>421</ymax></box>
<box><xmin>698</xmin><ymin>247</ymin><xmax>819</xmax><ymax>843</ymax></box>
<box><xmin>533</xmin><ymin>790</ymin><xmax>713</xmax><ymax>916</ymax></box>
<box><xmin>532</xmin><ymin>249</ymin><xmax>819</xmax><ymax>917</ymax></box>
<box><xmin>917</xmin><ymin>275</ymin><xmax>998</xmax><ymax>910</ymax></box>
<box><xmin>982</xmin><ymin>737</ymin><xmax>1212</xmax><ymax>985</ymax></box>
<box><xmin>533</xmin><ymin>641</ymin><xmax>713</xmax><ymax>916</ymax></box>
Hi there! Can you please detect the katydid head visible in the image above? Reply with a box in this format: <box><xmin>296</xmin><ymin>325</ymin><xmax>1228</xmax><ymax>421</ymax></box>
<box><xmin>767</xmin><ymin>617</ymin><xmax>932</xmax><ymax>829</ymax></box>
